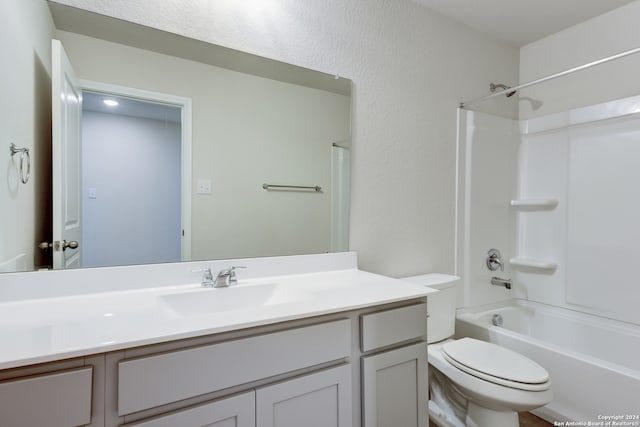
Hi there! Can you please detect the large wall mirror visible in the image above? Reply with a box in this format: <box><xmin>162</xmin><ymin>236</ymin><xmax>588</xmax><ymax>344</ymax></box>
<box><xmin>0</xmin><ymin>1</ymin><xmax>351</xmax><ymax>274</ymax></box>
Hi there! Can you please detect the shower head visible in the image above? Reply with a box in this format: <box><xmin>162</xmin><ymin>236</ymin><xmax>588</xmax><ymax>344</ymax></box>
<box><xmin>519</xmin><ymin>96</ymin><xmax>544</xmax><ymax>111</ymax></box>
<box><xmin>530</xmin><ymin>99</ymin><xmax>543</xmax><ymax>110</ymax></box>
<box><xmin>490</xmin><ymin>83</ymin><xmax>517</xmax><ymax>98</ymax></box>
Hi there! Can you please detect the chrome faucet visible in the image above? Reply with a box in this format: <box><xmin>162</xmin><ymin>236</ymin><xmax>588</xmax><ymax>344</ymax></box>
<box><xmin>491</xmin><ymin>276</ymin><xmax>512</xmax><ymax>290</ymax></box>
<box><xmin>213</xmin><ymin>266</ymin><xmax>246</xmax><ymax>288</ymax></box>
<box><xmin>486</xmin><ymin>249</ymin><xmax>504</xmax><ymax>272</ymax></box>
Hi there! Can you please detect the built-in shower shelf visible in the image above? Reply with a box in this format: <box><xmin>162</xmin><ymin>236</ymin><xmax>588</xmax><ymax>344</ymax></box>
<box><xmin>510</xmin><ymin>257</ymin><xmax>558</xmax><ymax>270</ymax></box>
<box><xmin>510</xmin><ymin>198</ymin><xmax>559</xmax><ymax>209</ymax></box>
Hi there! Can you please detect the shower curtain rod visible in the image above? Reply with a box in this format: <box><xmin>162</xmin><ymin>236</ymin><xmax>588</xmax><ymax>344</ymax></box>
<box><xmin>460</xmin><ymin>45</ymin><xmax>640</xmax><ymax>109</ymax></box>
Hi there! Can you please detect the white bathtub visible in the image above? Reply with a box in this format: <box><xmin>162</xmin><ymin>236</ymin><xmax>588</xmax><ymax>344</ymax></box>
<box><xmin>455</xmin><ymin>299</ymin><xmax>640</xmax><ymax>423</ymax></box>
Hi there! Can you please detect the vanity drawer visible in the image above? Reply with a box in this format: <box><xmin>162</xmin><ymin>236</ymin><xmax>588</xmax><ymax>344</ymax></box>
<box><xmin>118</xmin><ymin>319</ymin><xmax>351</xmax><ymax>415</ymax></box>
<box><xmin>360</xmin><ymin>302</ymin><xmax>427</xmax><ymax>352</ymax></box>
<box><xmin>0</xmin><ymin>366</ymin><xmax>93</xmax><ymax>427</ymax></box>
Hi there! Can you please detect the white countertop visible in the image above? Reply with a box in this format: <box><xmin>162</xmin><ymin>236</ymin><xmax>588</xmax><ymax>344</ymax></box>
<box><xmin>0</xmin><ymin>267</ymin><xmax>435</xmax><ymax>370</ymax></box>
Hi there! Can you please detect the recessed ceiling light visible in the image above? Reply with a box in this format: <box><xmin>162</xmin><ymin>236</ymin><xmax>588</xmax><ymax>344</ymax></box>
<box><xmin>103</xmin><ymin>99</ymin><xmax>119</xmax><ymax>107</ymax></box>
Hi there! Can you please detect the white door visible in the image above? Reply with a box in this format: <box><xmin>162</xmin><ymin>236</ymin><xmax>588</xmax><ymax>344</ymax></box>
<box><xmin>51</xmin><ymin>39</ymin><xmax>82</xmax><ymax>269</ymax></box>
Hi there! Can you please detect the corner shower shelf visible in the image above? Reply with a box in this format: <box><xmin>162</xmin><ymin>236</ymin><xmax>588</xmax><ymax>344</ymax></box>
<box><xmin>510</xmin><ymin>257</ymin><xmax>558</xmax><ymax>270</ymax></box>
<box><xmin>510</xmin><ymin>198</ymin><xmax>559</xmax><ymax>209</ymax></box>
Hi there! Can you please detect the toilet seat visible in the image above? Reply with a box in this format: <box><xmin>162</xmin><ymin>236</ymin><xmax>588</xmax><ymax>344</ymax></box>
<box><xmin>441</xmin><ymin>338</ymin><xmax>550</xmax><ymax>392</ymax></box>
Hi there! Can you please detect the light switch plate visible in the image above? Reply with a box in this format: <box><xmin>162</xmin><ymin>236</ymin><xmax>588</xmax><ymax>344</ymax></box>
<box><xmin>196</xmin><ymin>179</ymin><xmax>212</xmax><ymax>194</ymax></box>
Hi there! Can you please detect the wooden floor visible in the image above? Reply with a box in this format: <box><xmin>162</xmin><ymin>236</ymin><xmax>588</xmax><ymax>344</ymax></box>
<box><xmin>429</xmin><ymin>412</ymin><xmax>552</xmax><ymax>426</ymax></box>
<box><xmin>519</xmin><ymin>412</ymin><xmax>553</xmax><ymax>426</ymax></box>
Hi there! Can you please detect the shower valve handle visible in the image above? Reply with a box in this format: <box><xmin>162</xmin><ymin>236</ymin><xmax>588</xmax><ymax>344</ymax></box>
<box><xmin>486</xmin><ymin>249</ymin><xmax>504</xmax><ymax>272</ymax></box>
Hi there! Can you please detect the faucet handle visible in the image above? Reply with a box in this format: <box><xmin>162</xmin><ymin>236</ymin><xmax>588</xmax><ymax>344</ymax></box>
<box><xmin>192</xmin><ymin>268</ymin><xmax>214</xmax><ymax>287</ymax></box>
<box><xmin>226</xmin><ymin>266</ymin><xmax>247</xmax><ymax>284</ymax></box>
<box><xmin>228</xmin><ymin>266</ymin><xmax>246</xmax><ymax>278</ymax></box>
<box><xmin>486</xmin><ymin>249</ymin><xmax>504</xmax><ymax>272</ymax></box>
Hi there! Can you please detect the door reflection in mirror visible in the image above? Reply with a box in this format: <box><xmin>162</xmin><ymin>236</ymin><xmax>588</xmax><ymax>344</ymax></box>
<box><xmin>81</xmin><ymin>91</ymin><xmax>183</xmax><ymax>268</ymax></box>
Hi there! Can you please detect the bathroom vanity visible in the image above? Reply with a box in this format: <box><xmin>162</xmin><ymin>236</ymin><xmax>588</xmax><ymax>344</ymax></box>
<box><xmin>0</xmin><ymin>253</ymin><xmax>433</xmax><ymax>427</ymax></box>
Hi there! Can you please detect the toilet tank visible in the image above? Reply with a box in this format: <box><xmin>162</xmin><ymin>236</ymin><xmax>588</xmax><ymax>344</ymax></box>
<box><xmin>402</xmin><ymin>274</ymin><xmax>460</xmax><ymax>344</ymax></box>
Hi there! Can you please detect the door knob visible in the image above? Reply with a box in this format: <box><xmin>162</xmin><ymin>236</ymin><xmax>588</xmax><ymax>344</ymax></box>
<box><xmin>40</xmin><ymin>240</ymin><xmax>79</xmax><ymax>251</ymax></box>
<box><xmin>38</xmin><ymin>241</ymin><xmax>53</xmax><ymax>250</ymax></box>
<box><xmin>62</xmin><ymin>240</ymin><xmax>79</xmax><ymax>251</ymax></box>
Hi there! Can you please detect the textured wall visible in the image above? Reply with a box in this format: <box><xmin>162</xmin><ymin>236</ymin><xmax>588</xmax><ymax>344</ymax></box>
<box><xmin>52</xmin><ymin>0</ymin><xmax>518</xmax><ymax>276</ymax></box>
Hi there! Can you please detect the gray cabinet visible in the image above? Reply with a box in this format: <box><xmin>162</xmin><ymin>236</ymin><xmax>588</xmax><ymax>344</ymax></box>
<box><xmin>256</xmin><ymin>365</ymin><xmax>352</xmax><ymax>427</ymax></box>
<box><xmin>362</xmin><ymin>342</ymin><xmax>428</xmax><ymax>427</ymax></box>
<box><xmin>0</xmin><ymin>299</ymin><xmax>428</xmax><ymax>427</ymax></box>
<box><xmin>115</xmin><ymin>319</ymin><xmax>353</xmax><ymax>427</ymax></box>
<box><xmin>116</xmin><ymin>301</ymin><xmax>427</xmax><ymax>427</ymax></box>
<box><xmin>360</xmin><ymin>303</ymin><xmax>428</xmax><ymax>427</ymax></box>
<box><xmin>125</xmin><ymin>391</ymin><xmax>255</xmax><ymax>427</ymax></box>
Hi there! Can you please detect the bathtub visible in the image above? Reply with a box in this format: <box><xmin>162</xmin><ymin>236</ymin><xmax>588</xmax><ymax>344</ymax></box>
<box><xmin>455</xmin><ymin>299</ymin><xmax>640</xmax><ymax>423</ymax></box>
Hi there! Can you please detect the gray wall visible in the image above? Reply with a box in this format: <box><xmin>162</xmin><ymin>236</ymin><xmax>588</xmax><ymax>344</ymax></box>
<box><xmin>81</xmin><ymin>111</ymin><xmax>182</xmax><ymax>267</ymax></box>
<box><xmin>0</xmin><ymin>1</ymin><xmax>55</xmax><ymax>271</ymax></box>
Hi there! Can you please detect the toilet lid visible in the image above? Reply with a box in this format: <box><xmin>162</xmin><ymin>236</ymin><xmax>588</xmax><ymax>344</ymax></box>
<box><xmin>442</xmin><ymin>338</ymin><xmax>549</xmax><ymax>389</ymax></box>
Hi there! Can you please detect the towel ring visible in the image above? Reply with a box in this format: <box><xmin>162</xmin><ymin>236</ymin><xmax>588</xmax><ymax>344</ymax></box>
<box><xmin>9</xmin><ymin>143</ymin><xmax>30</xmax><ymax>184</ymax></box>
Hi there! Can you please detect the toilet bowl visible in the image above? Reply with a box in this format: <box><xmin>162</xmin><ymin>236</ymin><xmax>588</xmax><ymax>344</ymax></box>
<box><xmin>402</xmin><ymin>274</ymin><xmax>552</xmax><ymax>427</ymax></box>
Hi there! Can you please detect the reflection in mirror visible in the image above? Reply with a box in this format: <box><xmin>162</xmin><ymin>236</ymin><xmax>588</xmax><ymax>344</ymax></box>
<box><xmin>0</xmin><ymin>1</ymin><xmax>351</xmax><ymax>274</ymax></box>
<box><xmin>81</xmin><ymin>91</ymin><xmax>183</xmax><ymax>268</ymax></box>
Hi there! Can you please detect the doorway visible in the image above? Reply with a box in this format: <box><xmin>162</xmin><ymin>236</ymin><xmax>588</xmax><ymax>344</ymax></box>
<box><xmin>79</xmin><ymin>83</ymin><xmax>192</xmax><ymax>267</ymax></box>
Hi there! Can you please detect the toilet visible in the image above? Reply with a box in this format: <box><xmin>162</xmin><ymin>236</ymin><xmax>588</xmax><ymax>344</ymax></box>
<box><xmin>402</xmin><ymin>274</ymin><xmax>552</xmax><ymax>427</ymax></box>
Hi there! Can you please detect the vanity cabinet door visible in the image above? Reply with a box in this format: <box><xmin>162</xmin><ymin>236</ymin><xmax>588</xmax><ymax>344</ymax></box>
<box><xmin>361</xmin><ymin>342</ymin><xmax>427</xmax><ymax>427</ymax></box>
<box><xmin>0</xmin><ymin>366</ymin><xmax>93</xmax><ymax>427</ymax></box>
<box><xmin>125</xmin><ymin>391</ymin><xmax>255</xmax><ymax>427</ymax></box>
<box><xmin>256</xmin><ymin>364</ymin><xmax>352</xmax><ymax>427</ymax></box>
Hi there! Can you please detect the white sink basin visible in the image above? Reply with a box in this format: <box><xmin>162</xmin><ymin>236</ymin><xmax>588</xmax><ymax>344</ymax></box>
<box><xmin>159</xmin><ymin>283</ymin><xmax>310</xmax><ymax>317</ymax></box>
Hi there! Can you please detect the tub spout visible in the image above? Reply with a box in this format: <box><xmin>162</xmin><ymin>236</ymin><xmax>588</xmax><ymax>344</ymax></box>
<box><xmin>491</xmin><ymin>276</ymin><xmax>512</xmax><ymax>289</ymax></box>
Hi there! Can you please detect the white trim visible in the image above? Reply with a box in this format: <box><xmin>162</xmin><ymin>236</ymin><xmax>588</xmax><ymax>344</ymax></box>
<box><xmin>77</xmin><ymin>79</ymin><xmax>193</xmax><ymax>261</ymax></box>
<box><xmin>180</xmin><ymin>101</ymin><xmax>193</xmax><ymax>261</ymax></box>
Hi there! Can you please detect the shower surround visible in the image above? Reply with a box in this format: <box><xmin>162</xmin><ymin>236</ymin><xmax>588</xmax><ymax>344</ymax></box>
<box><xmin>456</xmin><ymin>93</ymin><xmax>640</xmax><ymax>420</ymax></box>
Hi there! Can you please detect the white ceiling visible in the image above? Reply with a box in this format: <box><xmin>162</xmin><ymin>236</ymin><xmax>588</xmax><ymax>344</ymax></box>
<box><xmin>83</xmin><ymin>91</ymin><xmax>181</xmax><ymax>123</ymax></box>
<box><xmin>412</xmin><ymin>0</ymin><xmax>637</xmax><ymax>46</ymax></box>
